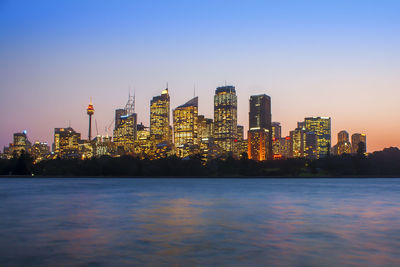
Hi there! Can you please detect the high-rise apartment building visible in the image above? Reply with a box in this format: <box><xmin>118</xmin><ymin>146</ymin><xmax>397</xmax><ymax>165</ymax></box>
<box><xmin>213</xmin><ymin>86</ymin><xmax>238</xmax><ymax>155</ymax></box>
<box><xmin>304</xmin><ymin>117</ymin><xmax>331</xmax><ymax>158</ymax></box>
<box><xmin>150</xmin><ymin>88</ymin><xmax>171</xmax><ymax>143</ymax></box>
<box><xmin>173</xmin><ymin>97</ymin><xmax>199</xmax><ymax>158</ymax></box>
<box><xmin>351</xmin><ymin>133</ymin><xmax>367</xmax><ymax>154</ymax></box>
<box><xmin>247</xmin><ymin>94</ymin><xmax>272</xmax><ymax>160</ymax></box>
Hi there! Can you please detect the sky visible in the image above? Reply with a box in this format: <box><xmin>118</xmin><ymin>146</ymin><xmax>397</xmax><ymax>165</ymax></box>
<box><xmin>0</xmin><ymin>0</ymin><xmax>399</xmax><ymax>152</ymax></box>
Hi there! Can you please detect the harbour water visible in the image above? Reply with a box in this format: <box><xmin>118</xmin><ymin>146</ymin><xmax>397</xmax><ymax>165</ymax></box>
<box><xmin>1</xmin><ymin>178</ymin><xmax>400</xmax><ymax>266</ymax></box>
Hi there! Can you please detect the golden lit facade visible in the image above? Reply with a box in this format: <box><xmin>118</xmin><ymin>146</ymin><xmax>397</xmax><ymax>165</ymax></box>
<box><xmin>134</xmin><ymin>125</ymin><xmax>154</xmax><ymax>159</ymax></box>
<box><xmin>198</xmin><ymin>115</ymin><xmax>213</xmax><ymax>140</ymax></box>
<box><xmin>30</xmin><ymin>142</ymin><xmax>50</xmax><ymax>163</ymax></box>
<box><xmin>150</xmin><ymin>89</ymin><xmax>171</xmax><ymax>143</ymax></box>
<box><xmin>173</xmin><ymin>97</ymin><xmax>199</xmax><ymax>158</ymax></box>
<box><xmin>213</xmin><ymin>86</ymin><xmax>238</xmax><ymax>155</ymax></box>
<box><xmin>10</xmin><ymin>131</ymin><xmax>31</xmax><ymax>157</ymax></box>
<box><xmin>333</xmin><ymin>130</ymin><xmax>352</xmax><ymax>155</ymax></box>
<box><xmin>54</xmin><ymin>127</ymin><xmax>81</xmax><ymax>158</ymax></box>
<box><xmin>248</xmin><ymin>129</ymin><xmax>268</xmax><ymax>161</ymax></box>
<box><xmin>273</xmin><ymin>137</ymin><xmax>292</xmax><ymax>159</ymax></box>
<box><xmin>290</xmin><ymin>127</ymin><xmax>306</xmax><ymax>158</ymax></box>
<box><xmin>113</xmin><ymin>113</ymin><xmax>137</xmax><ymax>154</ymax></box>
<box><xmin>93</xmin><ymin>135</ymin><xmax>116</xmax><ymax>157</ymax></box>
<box><xmin>304</xmin><ymin>117</ymin><xmax>331</xmax><ymax>158</ymax></box>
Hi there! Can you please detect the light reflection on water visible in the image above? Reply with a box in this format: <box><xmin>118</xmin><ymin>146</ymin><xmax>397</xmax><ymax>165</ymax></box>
<box><xmin>1</xmin><ymin>178</ymin><xmax>400</xmax><ymax>266</ymax></box>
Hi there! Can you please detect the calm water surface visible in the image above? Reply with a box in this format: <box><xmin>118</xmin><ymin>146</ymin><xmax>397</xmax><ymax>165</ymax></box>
<box><xmin>1</xmin><ymin>178</ymin><xmax>400</xmax><ymax>266</ymax></box>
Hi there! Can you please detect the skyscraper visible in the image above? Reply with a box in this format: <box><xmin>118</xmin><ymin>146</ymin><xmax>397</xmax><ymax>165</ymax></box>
<box><xmin>271</xmin><ymin>122</ymin><xmax>281</xmax><ymax>140</ymax></box>
<box><xmin>11</xmin><ymin>131</ymin><xmax>31</xmax><ymax>157</ymax></box>
<box><xmin>304</xmin><ymin>117</ymin><xmax>331</xmax><ymax>158</ymax></box>
<box><xmin>290</xmin><ymin>126</ymin><xmax>306</xmax><ymax>158</ymax></box>
<box><xmin>247</xmin><ymin>94</ymin><xmax>272</xmax><ymax>161</ymax></box>
<box><xmin>248</xmin><ymin>129</ymin><xmax>269</xmax><ymax>161</ymax></box>
<box><xmin>333</xmin><ymin>130</ymin><xmax>352</xmax><ymax>155</ymax></box>
<box><xmin>113</xmin><ymin>113</ymin><xmax>137</xmax><ymax>153</ymax></box>
<box><xmin>113</xmin><ymin>94</ymin><xmax>137</xmax><ymax>154</ymax></box>
<box><xmin>150</xmin><ymin>88</ymin><xmax>171</xmax><ymax>143</ymax></box>
<box><xmin>351</xmin><ymin>133</ymin><xmax>367</xmax><ymax>154</ymax></box>
<box><xmin>213</xmin><ymin>85</ymin><xmax>238</xmax><ymax>155</ymax></box>
<box><xmin>173</xmin><ymin>97</ymin><xmax>199</xmax><ymax>158</ymax></box>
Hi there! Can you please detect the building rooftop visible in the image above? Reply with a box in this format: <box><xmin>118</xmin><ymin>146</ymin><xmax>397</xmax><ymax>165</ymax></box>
<box><xmin>216</xmin><ymin>85</ymin><xmax>235</xmax><ymax>94</ymax></box>
<box><xmin>177</xmin><ymin>97</ymin><xmax>198</xmax><ymax>108</ymax></box>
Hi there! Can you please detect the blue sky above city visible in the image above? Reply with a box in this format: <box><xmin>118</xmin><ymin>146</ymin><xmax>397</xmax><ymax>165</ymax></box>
<box><xmin>1</xmin><ymin>0</ymin><xmax>399</xmax><ymax>151</ymax></box>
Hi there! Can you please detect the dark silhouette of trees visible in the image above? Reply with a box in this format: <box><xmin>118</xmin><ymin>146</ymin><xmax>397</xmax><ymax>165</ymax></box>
<box><xmin>2</xmin><ymin>147</ymin><xmax>400</xmax><ymax>177</ymax></box>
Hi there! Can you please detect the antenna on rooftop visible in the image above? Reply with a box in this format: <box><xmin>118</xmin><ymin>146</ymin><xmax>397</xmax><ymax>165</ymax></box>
<box><xmin>125</xmin><ymin>87</ymin><xmax>134</xmax><ymax>115</ymax></box>
<box><xmin>133</xmin><ymin>87</ymin><xmax>136</xmax><ymax>113</ymax></box>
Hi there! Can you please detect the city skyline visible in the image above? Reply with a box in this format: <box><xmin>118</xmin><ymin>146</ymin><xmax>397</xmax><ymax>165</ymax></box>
<box><xmin>0</xmin><ymin>82</ymin><xmax>378</xmax><ymax>154</ymax></box>
<box><xmin>1</xmin><ymin>0</ymin><xmax>400</xmax><ymax>152</ymax></box>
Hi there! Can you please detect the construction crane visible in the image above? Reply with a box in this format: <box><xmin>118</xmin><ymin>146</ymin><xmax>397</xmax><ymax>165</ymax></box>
<box><xmin>95</xmin><ymin>119</ymin><xmax>99</xmax><ymax>136</ymax></box>
<box><xmin>105</xmin><ymin>118</ymin><xmax>115</xmax><ymax>137</ymax></box>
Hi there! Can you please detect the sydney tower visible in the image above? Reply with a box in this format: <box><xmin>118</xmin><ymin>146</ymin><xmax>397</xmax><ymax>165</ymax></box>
<box><xmin>87</xmin><ymin>101</ymin><xmax>94</xmax><ymax>140</ymax></box>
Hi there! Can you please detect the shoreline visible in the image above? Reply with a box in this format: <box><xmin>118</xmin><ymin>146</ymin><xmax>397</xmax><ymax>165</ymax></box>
<box><xmin>1</xmin><ymin>175</ymin><xmax>400</xmax><ymax>179</ymax></box>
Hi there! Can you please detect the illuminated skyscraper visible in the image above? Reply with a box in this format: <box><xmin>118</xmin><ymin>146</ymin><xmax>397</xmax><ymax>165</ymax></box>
<box><xmin>304</xmin><ymin>117</ymin><xmax>331</xmax><ymax>158</ymax></box>
<box><xmin>54</xmin><ymin>127</ymin><xmax>81</xmax><ymax>158</ymax></box>
<box><xmin>113</xmin><ymin>114</ymin><xmax>137</xmax><ymax>153</ymax></box>
<box><xmin>248</xmin><ymin>129</ymin><xmax>269</xmax><ymax>161</ymax></box>
<box><xmin>115</xmin><ymin>109</ymin><xmax>126</xmax><ymax>129</ymax></box>
<box><xmin>150</xmin><ymin>88</ymin><xmax>171</xmax><ymax>143</ymax></box>
<box><xmin>247</xmin><ymin>94</ymin><xmax>272</xmax><ymax>160</ymax></box>
<box><xmin>113</xmin><ymin>94</ymin><xmax>137</xmax><ymax>154</ymax></box>
<box><xmin>213</xmin><ymin>85</ymin><xmax>238</xmax><ymax>155</ymax></box>
<box><xmin>173</xmin><ymin>97</ymin><xmax>199</xmax><ymax>158</ymax></box>
<box><xmin>333</xmin><ymin>130</ymin><xmax>352</xmax><ymax>155</ymax></box>
<box><xmin>271</xmin><ymin>122</ymin><xmax>281</xmax><ymax>140</ymax></box>
<box><xmin>351</xmin><ymin>133</ymin><xmax>367</xmax><ymax>154</ymax></box>
<box><xmin>9</xmin><ymin>131</ymin><xmax>31</xmax><ymax>157</ymax></box>
<box><xmin>290</xmin><ymin>126</ymin><xmax>306</xmax><ymax>158</ymax></box>
<box><xmin>87</xmin><ymin>101</ymin><xmax>94</xmax><ymax>140</ymax></box>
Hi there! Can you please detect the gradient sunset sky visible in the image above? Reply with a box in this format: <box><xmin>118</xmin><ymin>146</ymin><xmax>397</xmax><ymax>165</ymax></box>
<box><xmin>1</xmin><ymin>0</ymin><xmax>399</xmax><ymax>152</ymax></box>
